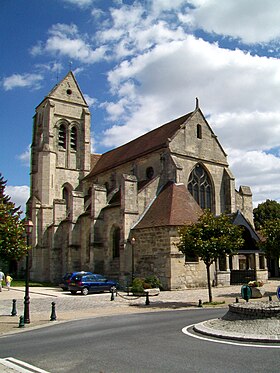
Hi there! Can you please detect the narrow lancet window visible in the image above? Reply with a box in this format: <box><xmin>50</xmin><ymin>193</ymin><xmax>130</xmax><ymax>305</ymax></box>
<box><xmin>197</xmin><ymin>124</ymin><xmax>202</xmax><ymax>139</ymax></box>
<box><xmin>70</xmin><ymin>126</ymin><xmax>77</xmax><ymax>150</ymax></box>
<box><xmin>58</xmin><ymin>124</ymin><xmax>66</xmax><ymax>149</ymax></box>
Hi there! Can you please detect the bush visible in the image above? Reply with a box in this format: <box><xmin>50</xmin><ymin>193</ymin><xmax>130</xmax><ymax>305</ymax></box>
<box><xmin>144</xmin><ymin>275</ymin><xmax>162</xmax><ymax>289</ymax></box>
<box><xmin>131</xmin><ymin>278</ymin><xmax>144</xmax><ymax>293</ymax></box>
<box><xmin>131</xmin><ymin>275</ymin><xmax>162</xmax><ymax>293</ymax></box>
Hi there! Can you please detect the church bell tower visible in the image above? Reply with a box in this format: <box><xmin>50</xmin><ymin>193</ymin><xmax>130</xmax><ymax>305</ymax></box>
<box><xmin>27</xmin><ymin>71</ymin><xmax>91</xmax><ymax>281</ymax></box>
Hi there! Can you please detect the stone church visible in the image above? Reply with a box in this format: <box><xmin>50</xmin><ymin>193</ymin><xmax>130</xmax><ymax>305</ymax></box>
<box><xmin>27</xmin><ymin>71</ymin><xmax>268</xmax><ymax>289</ymax></box>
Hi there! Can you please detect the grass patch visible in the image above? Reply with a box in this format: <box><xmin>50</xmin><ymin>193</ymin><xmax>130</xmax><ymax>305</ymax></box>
<box><xmin>11</xmin><ymin>280</ymin><xmax>56</xmax><ymax>287</ymax></box>
<box><xmin>202</xmin><ymin>301</ymin><xmax>225</xmax><ymax>307</ymax></box>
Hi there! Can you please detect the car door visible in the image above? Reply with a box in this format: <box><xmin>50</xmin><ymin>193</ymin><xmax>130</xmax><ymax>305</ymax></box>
<box><xmin>85</xmin><ymin>275</ymin><xmax>96</xmax><ymax>293</ymax></box>
<box><xmin>94</xmin><ymin>274</ymin><xmax>108</xmax><ymax>292</ymax></box>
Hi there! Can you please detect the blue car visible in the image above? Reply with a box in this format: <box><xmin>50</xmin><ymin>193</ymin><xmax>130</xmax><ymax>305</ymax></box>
<box><xmin>59</xmin><ymin>271</ymin><xmax>93</xmax><ymax>291</ymax></box>
<box><xmin>68</xmin><ymin>273</ymin><xmax>118</xmax><ymax>295</ymax></box>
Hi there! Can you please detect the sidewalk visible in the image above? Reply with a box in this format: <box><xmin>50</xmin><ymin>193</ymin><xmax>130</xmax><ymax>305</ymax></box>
<box><xmin>0</xmin><ymin>279</ymin><xmax>279</xmax><ymax>336</ymax></box>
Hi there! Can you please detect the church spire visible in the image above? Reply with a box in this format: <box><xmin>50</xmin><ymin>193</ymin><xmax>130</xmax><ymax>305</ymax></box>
<box><xmin>195</xmin><ymin>97</ymin><xmax>199</xmax><ymax>110</ymax></box>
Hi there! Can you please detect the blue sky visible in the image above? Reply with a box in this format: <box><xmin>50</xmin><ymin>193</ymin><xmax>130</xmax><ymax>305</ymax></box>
<box><xmin>2</xmin><ymin>0</ymin><xmax>280</xmax><ymax>214</ymax></box>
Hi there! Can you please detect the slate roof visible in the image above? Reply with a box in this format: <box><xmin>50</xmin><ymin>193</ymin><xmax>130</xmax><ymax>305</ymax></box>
<box><xmin>230</xmin><ymin>210</ymin><xmax>260</xmax><ymax>242</ymax></box>
<box><xmin>134</xmin><ymin>181</ymin><xmax>202</xmax><ymax>229</ymax></box>
<box><xmin>85</xmin><ymin>111</ymin><xmax>193</xmax><ymax>178</ymax></box>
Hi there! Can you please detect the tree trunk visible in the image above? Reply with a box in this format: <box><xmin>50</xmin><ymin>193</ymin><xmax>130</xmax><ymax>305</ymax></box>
<box><xmin>206</xmin><ymin>263</ymin><xmax>212</xmax><ymax>303</ymax></box>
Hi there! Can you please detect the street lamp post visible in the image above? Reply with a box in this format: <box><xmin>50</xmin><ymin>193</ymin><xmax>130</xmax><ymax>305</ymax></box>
<box><xmin>24</xmin><ymin>219</ymin><xmax>33</xmax><ymax>324</ymax></box>
<box><xmin>131</xmin><ymin>237</ymin><xmax>136</xmax><ymax>284</ymax></box>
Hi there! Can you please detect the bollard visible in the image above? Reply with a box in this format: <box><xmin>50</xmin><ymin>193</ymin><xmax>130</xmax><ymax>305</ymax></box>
<box><xmin>269</xmin><ymin>295</ymin><xmax>272</xmax><ymax>301</ymax></box>
<box><xmin>50</xmin><ymin>302</ymin><xmax>57</xmax><ymax>321</ymax></box>
<box><xmin>11</xmin><ymin>299</ymin><xmax>17</xmax><ymax>316</ymax></box>
<box><xmin>111</xmin><ymin>287</ymin><xmax>115</xmax><ymax>301</ymax></box>
<box><xmin>145</xmin><ymin>292</ymin><xmax>150</xmax><ymax>306</ymax></box>
<box><xmin>18</xmin><ymin>315</ymin><xmax>25</xmax><ymax>328</ymax></box>
<box><xmin>198</xmin><ymin>299</ymin><xmax>203</xmax><ymax>307</ymax></box>
<box><xmin>235</xmin><ymin>297</ymin><xmax>239</xmax><ymax>303</ymax></box>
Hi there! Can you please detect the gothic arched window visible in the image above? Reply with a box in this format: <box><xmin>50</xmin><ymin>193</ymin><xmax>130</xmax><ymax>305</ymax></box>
<box><xmin>112</xmin><ymin>227</ymin><xmax>121</xmax><ymax>258</ymax></box>
<box><xmin>188</xmin><ymin>164</ymin><xmax>212</xmax><ymax>210</ymax></box>
<box><xmin>58</xmin><ymin>124</ymin><xmax>66</xmax><ymax>149</ymax></box>
<box><xmin>70</xmin><ymin>126</ymin><xmax>77</xmax><ymax>150</ymax></box>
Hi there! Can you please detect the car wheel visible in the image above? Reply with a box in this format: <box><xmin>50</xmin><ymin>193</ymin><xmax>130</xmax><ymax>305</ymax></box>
<box><xmin>81</xmin><ymin>287</ymin><xmax>89</xmax><ymax>296</ymax></box>
<box><xmin>70</xmin><ymin>290</ymin><xmax>77</xmax><ymax>295</ymax></box>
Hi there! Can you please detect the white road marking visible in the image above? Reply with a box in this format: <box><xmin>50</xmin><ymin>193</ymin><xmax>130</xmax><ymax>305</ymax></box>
<box><xmin>182</xmin><ymin>324</ymin><xmax>280</xmax><ymax>349</ymax></box>
<box><xmin>0</xmin><ymin>357</ymin><xmax>50</xmax><ymax>372</ymax></box>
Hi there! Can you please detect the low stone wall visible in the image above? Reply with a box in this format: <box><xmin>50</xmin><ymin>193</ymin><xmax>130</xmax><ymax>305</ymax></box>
<box><xmin>227</xmin><ymin>302</ymin><xmax>280</xmax><ymax>319</ymax></box>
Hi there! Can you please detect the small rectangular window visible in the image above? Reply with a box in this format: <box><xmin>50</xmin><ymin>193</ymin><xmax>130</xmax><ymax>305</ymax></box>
<box><xmin>197</xmin><ymin>124</ymin><xmax>202</xmax><ymax>139</ymax></box>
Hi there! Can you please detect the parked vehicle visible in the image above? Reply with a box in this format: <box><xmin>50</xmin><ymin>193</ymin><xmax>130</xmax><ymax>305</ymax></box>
<box><xmin>59</xmin><ymin>271</ymin><xmax>93</xmax><ymax>291</ymax></box>
<box><xmin>68</xmin><ymin>273</ymin><xmax>118</xmax><ymax>295</ymax></box>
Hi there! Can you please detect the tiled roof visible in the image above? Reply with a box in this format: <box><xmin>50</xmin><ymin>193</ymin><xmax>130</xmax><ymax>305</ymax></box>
<box><xmin>134</xmin><ymin>181</ymin><xmax>202</xmax><ymax>229</ymax></box>
<box><xmin>90</xmin><ymin>153</ymin><xmax>101</xmax><ymax>169</ymax></box>
<box><xmin>86</xmin><ymin>112</ymin><xmax>193</xmax><ymax>178</ymax></box>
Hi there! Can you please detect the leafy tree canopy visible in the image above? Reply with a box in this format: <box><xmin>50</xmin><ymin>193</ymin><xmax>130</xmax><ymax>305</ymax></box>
<box><xmin>253</xmin><ymin>199</ymin><xmax>280</xmax><ymax>230</ymax></box>
<box><xmin>176</xmin><ymin>210</ymin><xmax>244</xmax><ymax>302</ymax></box>
<box><xmin>259</xmin><ymin>218</ymin><xmax>280</xmax><ymax>259</ymax></box>
<box><xmin>177</xmin><ymin>210</ymin><xmax>244</xmax><ymax>266</ymax></box>
<box><xmin>0</xmin><ymin>173</ymin><xmax>27</xmax><ymax>261</ymax></box>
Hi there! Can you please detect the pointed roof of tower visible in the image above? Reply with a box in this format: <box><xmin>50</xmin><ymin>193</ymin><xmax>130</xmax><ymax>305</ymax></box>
<box><xmin>37</xmin><ymin>71</ymin><xmax>88</xmax><ymax>108</ymax></box>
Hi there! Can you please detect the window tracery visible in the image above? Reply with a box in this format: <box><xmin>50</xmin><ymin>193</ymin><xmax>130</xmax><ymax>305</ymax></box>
<box><xmin>188</xmin><ymin>164</ymin><xmax>212</xmax><ymax>210</ymax></box>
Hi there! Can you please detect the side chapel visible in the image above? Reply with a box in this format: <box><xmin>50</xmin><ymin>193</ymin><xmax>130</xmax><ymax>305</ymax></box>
<box><xmin>27</xmin><ymin>71</ymin><xmax>268</xmax><ymax>289</ymax></box>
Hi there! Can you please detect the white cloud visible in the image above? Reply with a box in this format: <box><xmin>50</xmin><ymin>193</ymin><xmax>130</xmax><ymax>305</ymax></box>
<box><xmin>2</xmin><ymin>73</ymin><xmax>43</xmax><ymax>91</ymax></box>
<box><xmin>6</xmin><ymin>186</ymin><xmax>30</xmax><ymax>216</ymax></box>
<box><xmin>83</xmin><ymin>93</ymin><xmax>97</xmax><ymax>107</ymax></box>
<box><xmin>96</xmin><ymin>4</ymin><xmax>186</xmax><ymax>60</ymax></box>
<box><xmin>35</xmin><ymin>61</ymin><xmax>64</xmax><ymax>74</ymax></box>
<box><xmin>211</xmin><ymin>111</ymin><xmax>280</xmax><ymax>152</ymax></box>
<box><xmin>45</xmin><ymin>36</ymin><xmax>106</xmax><ymax>64</ymax></box>
<box><xmin>184</xmin><ymin>0</ymin><xmax>280</xmax><ymax>44</ymax></box>
<box><xmin>227</xmin><ymin>149</ymin><xmax>280</xmax><ymax>207</ymax></box>
<box><xmin>149</xmin><ymin>0</ymin><xmax>190</xmax><ymax>14</ymax></box>
<box><xmin>62</xmin><ymin>0</ymin><xmax>94</xmax><ymax>8</ymax></box>
<box><xmin>91</xmin><ymin>8</ymin><xmax>105</xmax><ymax>19</ymax></box>
<box><xmin>32</xmin><ymin>23</ymin><xmax>107</xmax><ymax>64</ymax></box>
<box><xmin>102</xmin><ymin>35</ymin><xmax>280</xmax><ymax>149</ymax></box>
<box><xmin>18</xmin><ymin>146</ymin><xmax>30</xmax><ymax>167</ymax></box>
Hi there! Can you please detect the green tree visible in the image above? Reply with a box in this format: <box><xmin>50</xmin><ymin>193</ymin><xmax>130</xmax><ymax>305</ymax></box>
<box><xmin>176</xmin><ymin>210</ymin><xmax>244</xmax><ymax>302</ymax></box>
<box><xmin>253</xmin><ymin>199</ymin><xmax>280</xmax><ymax>230</ymax></box>
<box><xmin>0</xmin><ymin>173</ymin><xmax>27</xmax><ymax>261</ymax></box>
<box><xmin>259</xmin><ymin>218</ymin><xmax>280</xmax><ymax>259</ymax></box>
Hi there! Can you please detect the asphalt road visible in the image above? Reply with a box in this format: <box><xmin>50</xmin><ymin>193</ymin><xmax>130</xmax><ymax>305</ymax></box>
<box><xmin>1</xmin><ymin>309</ymin><xmax>280</xmax><ymax>373</ymax></box>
